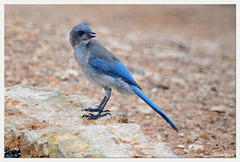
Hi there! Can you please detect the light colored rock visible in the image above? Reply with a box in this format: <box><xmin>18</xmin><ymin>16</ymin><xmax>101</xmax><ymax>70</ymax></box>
<box><xmin>177</xmin><ymin>145</ymin><xmax>185</xmax><ymax>149</ymax></box>
<box><xmin>178</xmin><ymin>133</ymin><xmax>184</xmax><ymax>137</ymax></box>
<box><xmin>188</xmin><ymin>144</ymin><xmax>204</xmax><ymax>151</ymax></box>
<box><xmin>66</xmin><ymin>69</ymin><xmax>79</xmax><ymax>77</ymax></box>
<box><xmin>209</xmin><ymin>106</ymin><xmax>229</xmax><ymax>113</ymax></box>
<box><xmin>171</xmin><ymin>77</ymin><xmax>186</xmax><ymax>86</ymax></box>
<box><xmin>4</xmin><ymin>85</ymin><xmax>177</xmax><ymax>158</ymax></box>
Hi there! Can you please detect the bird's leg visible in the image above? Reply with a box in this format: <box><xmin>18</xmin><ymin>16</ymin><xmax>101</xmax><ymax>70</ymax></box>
<box><xmin>82</xmin><ymin>96</ymin><xmax>109</xmax><ymax>112</ymax></box>
<box><xmin>82</xmin><ymin>88</ymin><xmax>111</xmax><ymax>119</ymax></box>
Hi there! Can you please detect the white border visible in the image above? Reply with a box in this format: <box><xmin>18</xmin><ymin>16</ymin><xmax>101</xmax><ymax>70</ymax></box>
<box><xmin>1</xmin><ymin>0</ymin><xmax>239</xmax><ymax>5</ymax></box>
<box><xmin>0</xmin><ymin>0</ymin><xmax>4</xmax><ymax>160</ymax></box>
<box><xmin>236</xmin><ymin>1</ymin><xmax>239</xmax><ymax>160</ymax></box>
<box><xmin>1</xmin><ymin>0</ymin><xmax>239</xmax><ymax>161</ymax></box>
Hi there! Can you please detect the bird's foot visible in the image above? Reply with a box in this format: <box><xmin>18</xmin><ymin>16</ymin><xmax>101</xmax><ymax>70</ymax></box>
<box><xmin>82</xmin><ymin>107</ymin><xmax>110</xmax><ymax>112</ymax></box>
<box><xmin>82</xmin><ymin>112</ymin><xmax>111</xmax><ymax>119</ymax></box>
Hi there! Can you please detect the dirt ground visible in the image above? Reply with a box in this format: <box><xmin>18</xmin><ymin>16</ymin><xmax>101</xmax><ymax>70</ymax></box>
<box><xmin>4</xmin><ymin>5</ymin><xmax>236</xmax><ymax>158</ymax></box>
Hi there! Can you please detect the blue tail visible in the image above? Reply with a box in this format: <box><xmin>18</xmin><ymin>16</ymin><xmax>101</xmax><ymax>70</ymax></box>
<box><xmin>130</xmin><ymin>85</ymin><xmax>178</xmax><ymax>132</ymax></box>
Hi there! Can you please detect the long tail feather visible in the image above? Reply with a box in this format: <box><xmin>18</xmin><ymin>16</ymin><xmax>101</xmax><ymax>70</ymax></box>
<box><xmin>130</xmin><ymin>85</ymin><xmax>178</xmax><ymax>132</ymax></box>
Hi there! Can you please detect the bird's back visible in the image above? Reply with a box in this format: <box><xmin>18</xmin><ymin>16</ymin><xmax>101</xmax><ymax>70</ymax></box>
<box><xmin>87</xmin><ymin>39</ymin><xmax>119</xmax><ymax>62</ymax></box>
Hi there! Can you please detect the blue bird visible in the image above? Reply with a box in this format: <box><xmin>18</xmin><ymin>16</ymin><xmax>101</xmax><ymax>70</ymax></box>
<box><xmin>69</xmin><ymin>24</ymin><xmax>178</xmax><ymax>132</ymax></box>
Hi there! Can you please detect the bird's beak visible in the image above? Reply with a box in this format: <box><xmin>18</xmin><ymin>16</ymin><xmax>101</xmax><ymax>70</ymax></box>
<box><xmin>88</xmin><ymin>31</ymin><xmax>96</xmax><ymax>38</ymax></box>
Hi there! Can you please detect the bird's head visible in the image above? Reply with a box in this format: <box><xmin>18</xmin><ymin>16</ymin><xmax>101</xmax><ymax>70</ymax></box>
<box><xmin>69</xmin><ymin>24</ymin><xmax>96</xmax><ymax>47</ymax></box>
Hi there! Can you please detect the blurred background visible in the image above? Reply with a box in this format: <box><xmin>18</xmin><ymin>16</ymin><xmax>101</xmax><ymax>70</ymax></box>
<box><xmin>4</xmin><ymin>5</ymin><xmax>236</xmax><ymax>157</ymax></box>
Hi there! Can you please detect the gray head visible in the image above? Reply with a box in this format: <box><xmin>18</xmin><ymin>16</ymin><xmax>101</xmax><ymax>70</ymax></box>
<box><xmin>69</xmin><ymin>24</ymin><xmax>96</xmax><ymax>47</ymax></box>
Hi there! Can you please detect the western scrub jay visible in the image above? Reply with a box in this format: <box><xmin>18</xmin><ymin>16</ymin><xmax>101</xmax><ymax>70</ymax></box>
<box><xmin>69</xmin><ymin>24</ymin><xmax>178</xmax><ymax>132</ymax></box>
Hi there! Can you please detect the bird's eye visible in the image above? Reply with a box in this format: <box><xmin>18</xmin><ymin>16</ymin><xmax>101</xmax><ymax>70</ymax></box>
<box><xmin>78</xmin><ymin>31</ymin><xmax>84</xmax><ymax>35</ymax></box>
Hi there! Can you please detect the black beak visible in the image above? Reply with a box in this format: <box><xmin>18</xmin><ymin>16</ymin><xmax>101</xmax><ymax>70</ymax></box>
<box><xmin>88</xmin><ymin>31</ymin><xmax>96</xmax><ymax>38</ymax></box>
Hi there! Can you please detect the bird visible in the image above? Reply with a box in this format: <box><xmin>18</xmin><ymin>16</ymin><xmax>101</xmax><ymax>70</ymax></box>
<box><xmin>69</xmin><ymin>24</ymin><xmax>178</xmax><ymax>132</ymax></box>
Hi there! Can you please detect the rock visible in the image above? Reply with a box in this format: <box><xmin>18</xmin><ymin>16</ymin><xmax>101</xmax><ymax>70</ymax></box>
<box><xmin>209</xmin><ymin>106</ymin><xmax>229</xmax><ymax>113</ymax></box>
<box><xmin>198</xmin><ymin>153</ymin><xmax>204</xmax><ymax>158</ymax></box>
<box><xmin>188</xmin><ymin>144</ymin><xmax>204</xmax><ymax>151</ymax></box>
<box><xmin>199</xmin><ymin>133</ymin><xmax>208</xmax><ymax>139</ymax></box>
<box><xmin>177</xmin><ymin>145</ymin><xmax>185</xmax><ymax>149</ymax></box>
<box><xmin>178</xmin><ymin>133</ymin><xmax>184</xmax><ymax>137</ymax></box>
<box><xmin>4</xmin><ymin>85</ymin><xmax>178</xmax><ymax>158</ymax></box>
<box><xmin>183</xmin><ymin>149</ymin><xmax>190</xmax><ymax>154</ymax></box>
<box><xmin>65</xmin><ymin>69</ymin><xmax>79</xmax><ymax>77</ymax></box>
<box><xmin>171</xmin><ymin>77</ymin><xmax>186</xmax><ymax>86</ymax></box>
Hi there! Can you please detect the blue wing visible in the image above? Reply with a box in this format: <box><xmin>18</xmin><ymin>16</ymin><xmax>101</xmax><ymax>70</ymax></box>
<box><xmin>89</xmin><ymin>53</ymin><xmax>141</xmax><ymax>89</ymax></box>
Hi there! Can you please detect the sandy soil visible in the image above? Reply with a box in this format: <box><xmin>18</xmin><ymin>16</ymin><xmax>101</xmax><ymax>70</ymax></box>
<box><xmin>4</xmin><ymin>5</ymin><xmax>236</xmax><ymax>158</ymax></box>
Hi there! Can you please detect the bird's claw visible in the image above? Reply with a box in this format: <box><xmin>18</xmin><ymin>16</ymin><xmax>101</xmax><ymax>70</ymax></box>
<box><xmin>82</xmin><ymin>107</ymin><xmax>110</xmax><ymax>112</ymax></box>
<box><xmin>82</xmin><ymin>112</ymin><xmax>111</xmax><ymax>119</ymax></box>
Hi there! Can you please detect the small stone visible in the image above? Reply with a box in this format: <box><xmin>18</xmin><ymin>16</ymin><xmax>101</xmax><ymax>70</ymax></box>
<box><xmin>66</xmin><ymin>69</ymin><xmax>79</xmax><ymax>77</ymax></box>
<box><xmin>209</xmin><ymin>106</ymin><xmax>228</xmax><ymax>113</ymax></box>
<box><xmin>229</xmin><ymin>141</ymin><xmax>235</xmax><ymax>145</ymax></box>
<box><xmin>188</xmin><ymin>144</ymin><xmax>204</xmax><ymax>150</ymax></box>
<box><xmin>171</xmin><ymin>77</ymin><xmax>186</xmax><ymax>86</ymax></box>
<box><xmin>179</xmin><ymin>133</ymin><xmax>184</xmax><ymax>137</ymax></box>
<box><xmin>198</xmin><ymin>153</ymin><xmax>204</xmax><ymax>158</ymax></box>
<box><xmin>183</xmin><ymin>149</ymin><xmax>190</xmax><ymax>154</ymax></box>
<box><xmin>199</xmin><ymin>133</ymin><xmax>208</xmax><ymax>139</ymax></box>
<box><xmin>163</xmin><ymin>131</ymin><xmax>169</xmax><ymax>138</ymax></box>
<box><xmin>177</xmin><ymin>145</ymin><xmax>185</xmax><ymax>149</ymax></box>
<box><xmin>151</xmin><ymin>87</ymin><xmax>158</xmax><ymax>93</ymax></box>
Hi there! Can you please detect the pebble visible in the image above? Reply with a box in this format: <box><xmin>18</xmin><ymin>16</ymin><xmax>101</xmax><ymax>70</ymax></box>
<box><xmin>198</xmin><ymin>153</ymin><xmax>204</xmax><ymax>158</ymax></box>
<box><xmin>199</xmin><ymin>133</ymin><xmax>208</xmax><ymax>139</ymax></box>
<box><xmin>66</xmin><ymin>69</ymin><xmax>79</xmax><ymax>77</ymax></box>
<box><xmin>209</xmin><ymin>106</ymin><xmax>228</xmax><ymax>113</ymax></box>
<box><xmin>177</xmin><ymin>145</ymin><xmax>185</xmax><ymax>149</ymax></box>
<box><xmin>171</xmin><ymin>77</ymin><xmax>186</xmax><ymax>86</ymax></box>
<box><xmin>188</xmin><ymin>144</ymin><xmax>204</xmax><ymax>150</ymax></box>
<box><xmin>163</xmin><ymin>131</ymin><xmax>169</xmax><ymax>138</ymax></box>
<box><xmin>183</xmin><ymin>149</ymin><xmax>190</xmax><ymax>154</ymax></box>
<box><xmin>179</xmin><ymin>133</ymin><xmax>184</xmax><ymax>137</ymax></box>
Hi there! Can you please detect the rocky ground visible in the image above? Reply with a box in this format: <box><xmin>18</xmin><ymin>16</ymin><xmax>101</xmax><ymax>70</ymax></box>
<box><xmin>4</xmin><ymin>5</ymin><xmax>236</xmax><ymax>158</ymax></box>
<box><xmin>4</xmin><ymin>85</ymin><xmax>178</xmax><ymax>158</ymax></box>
